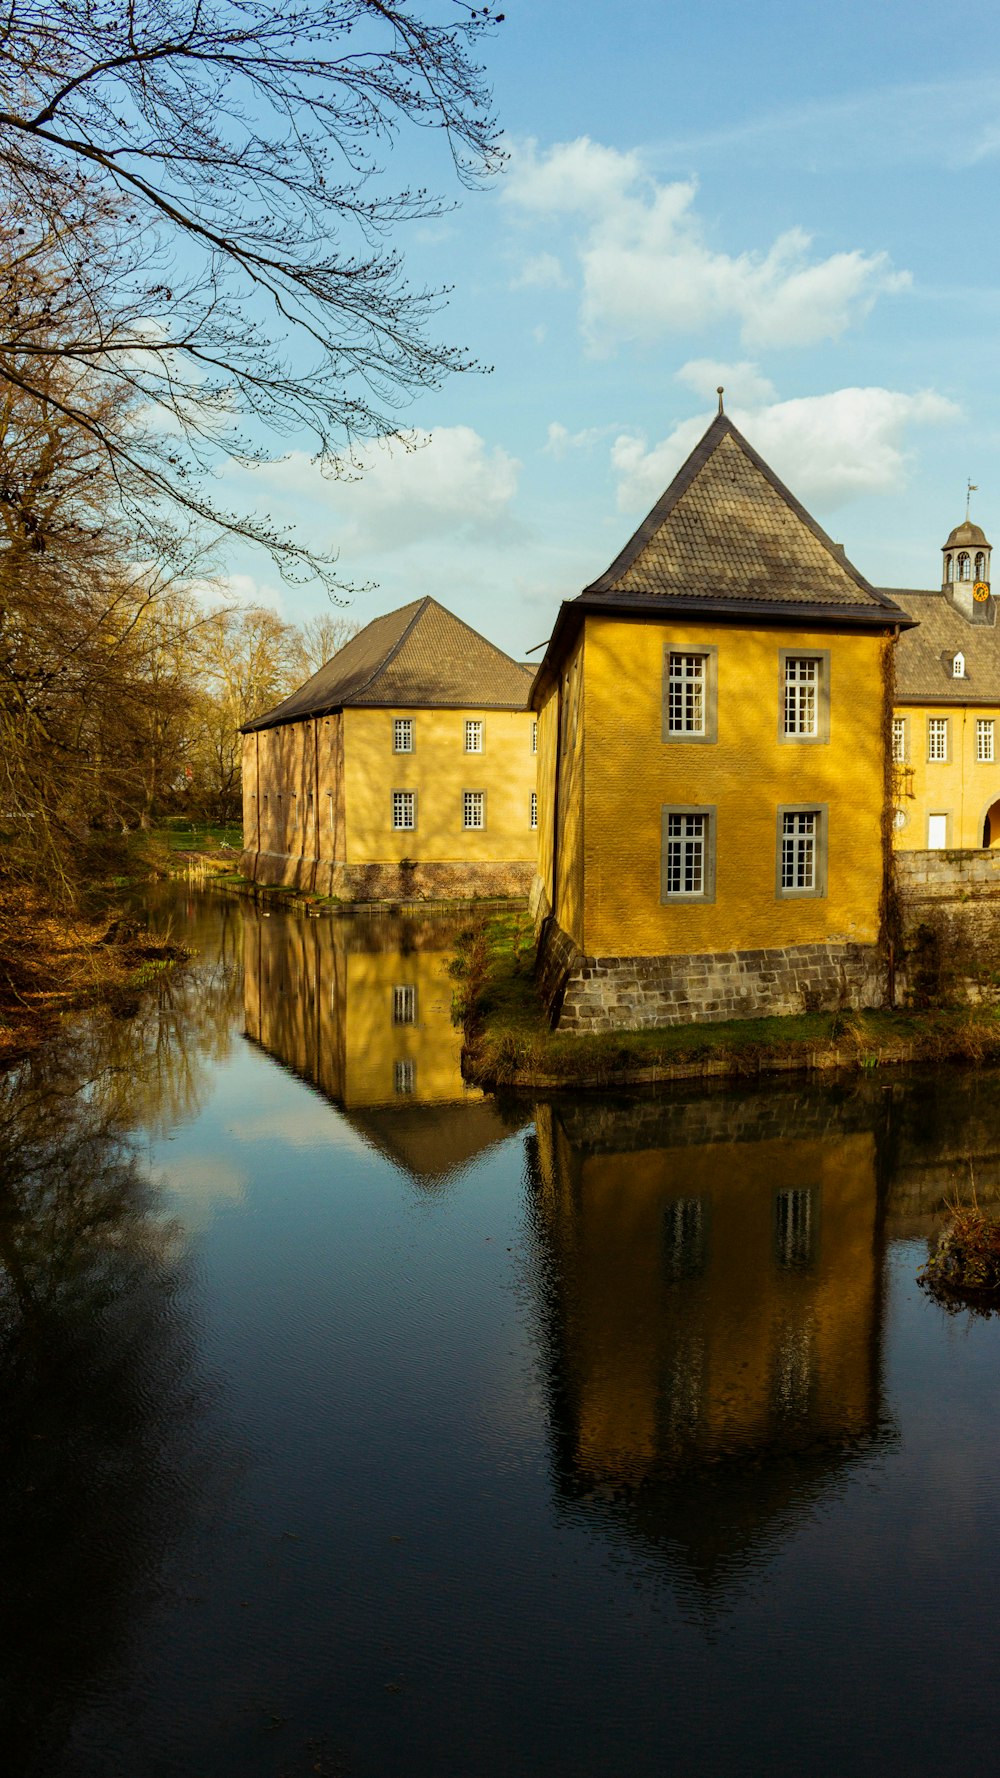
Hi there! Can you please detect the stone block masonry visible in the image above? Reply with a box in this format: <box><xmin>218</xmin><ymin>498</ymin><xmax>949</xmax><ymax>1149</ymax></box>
<box><xmin>242</xmin><ymin>848</ymin><xmax>533</xmax><ymax>903</ymax></box>
<box><xmin>536</xmin><ymin>920</ymin><xmax>884</xmax><ymax>1031</ymax></box>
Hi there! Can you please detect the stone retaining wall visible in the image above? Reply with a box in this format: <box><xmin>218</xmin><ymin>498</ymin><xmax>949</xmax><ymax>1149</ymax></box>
<box><xmin>535</xmin><ymin>922</ymin><xmax>884</xmax><ymax>1031</ymax></box>
<box><xmin>896</xmin><ymin>848</ymin><xmax>1000</xmax><ymax>900</ymax></box>
<box><xmin>242</xmin><ymin>848</ymin><xmax>533</xmax><ymax>903</ymax></box>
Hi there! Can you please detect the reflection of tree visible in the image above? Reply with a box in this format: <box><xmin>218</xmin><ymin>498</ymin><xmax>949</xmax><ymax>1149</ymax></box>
<box><xmin>0</xmin><ymin>938</ymin><xmax>223</xmax><ymax>1770</ymax></box>
<box><xmin>96</xmin><ymin>890</ymin><xmax>247</xmax><ymax>1136</ymax></box>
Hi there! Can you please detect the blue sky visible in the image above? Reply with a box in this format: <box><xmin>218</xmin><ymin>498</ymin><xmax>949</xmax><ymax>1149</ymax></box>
<box><xmin>217</xmin><ymin>0</ymin><xmax>1000</xmax><ymax>658</ymax></box>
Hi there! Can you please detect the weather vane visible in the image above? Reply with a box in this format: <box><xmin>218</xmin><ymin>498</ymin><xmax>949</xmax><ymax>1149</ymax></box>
<box><xmin>967</xmin><ymin>478</ymin><xmax>978</xmax><ymax>520</ymax></box>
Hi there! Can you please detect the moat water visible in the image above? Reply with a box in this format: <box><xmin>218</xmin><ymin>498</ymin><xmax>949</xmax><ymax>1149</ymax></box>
<box><xmin>4</xmin><ymin>886</ymin><xmax>1000</xmax><ymax>1777</ymax></box>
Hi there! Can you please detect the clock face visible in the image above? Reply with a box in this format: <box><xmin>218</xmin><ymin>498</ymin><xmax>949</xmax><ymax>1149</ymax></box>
<box><xmin>974</xmin><ymin>580</ymin><xmax>991</xmax><ymax>602</ymax></box>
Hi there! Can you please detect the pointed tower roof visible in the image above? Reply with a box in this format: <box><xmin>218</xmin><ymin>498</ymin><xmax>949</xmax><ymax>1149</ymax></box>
<box><xmin>531</xmin><ymin>415</ymin><xmax>911</xmax><ymax>700</ymax></box>
<box><xmin>585</xmin><ymin>414</ymin><xmax>903</xmax><ymax>616</ymax></box>
<box><xmin>243</xmin><ymin>596</ymin><xmax>533</xmax><ymax>732</ymax></box>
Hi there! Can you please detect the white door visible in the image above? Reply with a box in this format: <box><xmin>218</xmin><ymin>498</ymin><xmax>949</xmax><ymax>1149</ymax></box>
<box><xmin>928</xmin><ymin>813</ymin><xmax>948</xmax><ymax>850</ymax></box>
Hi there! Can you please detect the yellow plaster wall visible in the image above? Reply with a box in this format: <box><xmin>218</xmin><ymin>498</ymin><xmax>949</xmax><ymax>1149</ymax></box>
<box><xmin>552</xmin><ymin>637</ymin><xmax>586</xmax><ymax>949</ymax></box>
<box><xmin>343</xmin><ymin>706</ymin><xmax>536</xmax><ymax>866</ymax></box>
<box><xmin>533</xmin><ymin>1107</ymin><xmax>879</xmax><ymax>1486</ymax></box>
<box><xmin>894</xmin><ymin>702</ymin><xmax>1000</xmax><ymax>850</ymax></box>
<box><xmin>574</xmin><ymin>616</ymin><xmax>887</xmax><ymax>958</ymax></box>
<box><xmin>534</xmin><ymin>685</ymin><xmax>559</xmax><ymax>915</ymax></box>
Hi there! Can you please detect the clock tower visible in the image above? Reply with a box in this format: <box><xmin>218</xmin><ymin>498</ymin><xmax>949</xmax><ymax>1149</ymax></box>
<box><xmin>942</xmin><ymin>517</ymin><xmax>992</xmax><ymax>623</ymax></box>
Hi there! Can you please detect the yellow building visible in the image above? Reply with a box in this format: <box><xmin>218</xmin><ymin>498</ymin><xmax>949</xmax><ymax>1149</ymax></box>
<box><xmin>530</xmin><ymin>411</ymin><xmax>910</xmax><ymax>1030</ymax></box>
<box><xmin>242</xmin><ymin>597</ymin><xmax>537</xmax><ymax>900</ymax></box>
<box><xmin>885</xmin><ymin>518</ymin><xmax>1000</xmax><ymax>850</ymax></box>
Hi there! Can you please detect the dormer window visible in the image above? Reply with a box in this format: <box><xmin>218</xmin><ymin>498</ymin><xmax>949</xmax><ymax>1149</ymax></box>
<box><xmin>959</xmin><ymin>553</ymin><xmax>972</xmax><ymax>581</ymax></box>
<box><xmin>953</xmin><ymin>651</ymin><xmax>966</xmax><ymax>678</ymax></box>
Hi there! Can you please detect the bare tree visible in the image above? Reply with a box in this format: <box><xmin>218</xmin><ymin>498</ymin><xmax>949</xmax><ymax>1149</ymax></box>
<box><xmin>0</xmin><ymin>0</ymin><xmax>504</xmax><ymax>588</ymax></box>
<box><xmin>298</xmin><ymin>611</ymin><xmax>362</xmax><ymax>675</ymax></box>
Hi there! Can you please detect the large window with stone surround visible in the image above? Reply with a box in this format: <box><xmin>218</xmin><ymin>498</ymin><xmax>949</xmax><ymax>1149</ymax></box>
<box><xmin>779</xmin><ymin>650</ymin><xmax>830</xmax><ymax>743</ymax></box>
<box><xmin>463</xmin><ymin>790</ymin><xmax>485</xmax><ymax>830</ymax></box>
<box><xmin>661</xmin><ymin>805</ymin><xmax>716</xmax><ymax>903</ymax></box>
<box><xmin>776</xmin><ymin>805</ymin><xmax>828</xmax><ymax>898</ymax></box>
<box><xmin>464</xmin><ymin>719</ymin><xmax>483</xmax><ymax>753</ymax></box>
<box><xmin>663</xmin><ymin>645</ymin><xmax>717</xmax><ymax>743</ymax></box>
<box><xmin>392</xmin><ymin>789</ymin><xmax>416</xmax><ymax>830</ymax></box>
<box><xmin>977</xmin><ymin>719</ymin><xmax>995</xmax><ymax>763</ymax></box>
<box><xmin>927</xmin><ymin>717</ymin><xmax>949</xmax><ymax>763</ymax></box>
<box><xmin>393</xmin><ymin>717</ymin><xmax>413</xmax><ymax>753</ymax></box>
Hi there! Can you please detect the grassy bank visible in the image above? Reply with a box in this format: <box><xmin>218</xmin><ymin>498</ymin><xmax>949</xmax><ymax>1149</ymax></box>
<box><xmin>453</xmin><ymin>912</ymin><xmax>1000</xmax><ymax>1089</ymax></box>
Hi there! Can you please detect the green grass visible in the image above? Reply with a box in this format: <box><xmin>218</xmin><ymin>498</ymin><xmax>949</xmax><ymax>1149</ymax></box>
<box><xmin>155</xmin><ymin>818</ymin><xmax>243</xmax><ymax>853</ymax></box>
<box><xmin>454</xmin><ymin>913</ymin><xmax>1000</xmax><ymax>1088</ymax></box>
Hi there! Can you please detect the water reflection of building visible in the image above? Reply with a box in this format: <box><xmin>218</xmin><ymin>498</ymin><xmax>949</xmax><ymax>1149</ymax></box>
<box><xmin>243</xmin><ymin>910</ymin><xmax>525</xmax><ymax>1184</ymax></box>
<box><xmin>529</xmin><ymin>1089</ymin><xmax>893</xmax><ymax>1594</ymax></box>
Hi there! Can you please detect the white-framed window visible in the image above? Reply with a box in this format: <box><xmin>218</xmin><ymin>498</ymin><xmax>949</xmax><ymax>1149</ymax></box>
<box><xmin>947</xmin><ymin>554</ymin><xmax>955</xmax><ymax>584</ymax></box>
<box><xmin>392</xmin><ymin>985</ymin><xmax>416</xmax><ymax>1025</ymax></box>
<box><xmin>465</xmin><ymin>719</ymin><xmax>483</xmax><ymax>753</ymax></box>
<box><xmin>393</xmin><ymin>717</ymin><xmax>413</xmax><ymax>753</ymax></box>
<box><xmin>977</xmin><ymin>718</ymin><xmax>995</xmax><ymax>763</ymax></box>
<box><xmin>778</xmin><ymin>807</ymin><xmax>828</xmax><ymax>898</ymax></box>
<box><xmin>530</xmin><ymin>790</ymin><xmax>538</xmax><ymax>829</ymax></box>
<box><xmin>953</xmin><ymin>652</ymin><xmax>966</xmax><ymax>679</ymax></box>
<box><xmin>392</xmin><ymin>789</ymin><xmax>416</xmax><ymax>830</ymax></box>
<box><xmin>531</xmin><ymin>720</ymin><xmax>538</xmax><ymax>755</ymax></box>
<box><xmin>661</xmin><ymin>805</ymin><xmax>716</xmax><ymax>904</ymax></box>
<box><xmin>783</xmin><ymin>656</ymin><xmax>819</xmax><ymax>737</ymax></box>
<box><xmin>668</xmin><ymin>652</ymin><xmax>707</xmax><ymax>735</ymax></box>
<box><xmin>976</xmin><ymin>552</ymin><xmax>987</xmax><ymax>580</ymax></box>
<box><xmin>892</xmin><ymin>716</ymin><xmax>907</xmax><ymax>763</ymax></box>
<box><xmin>665</xmin><ymin>812</ymin><xmax>707</xmax><ymax>897</ymax></box>
<box><xmin>928</xmin><ymin>717</ymin><xmax>948</xmax><ymax>762</ymax></box>
<box><xmin>463</xmin><ymin>790</ymin><xmax>485</xmax><ymax>830</ymax></box>
<box><xmin>394</xmin><ymin>1059</ymin><xmax>415</xmax><ymax>1095</ymax></box>
<box><xmin>959</xmin><ymin>553</ymin><xmax>972</xmax><ymax>581</ymax></box>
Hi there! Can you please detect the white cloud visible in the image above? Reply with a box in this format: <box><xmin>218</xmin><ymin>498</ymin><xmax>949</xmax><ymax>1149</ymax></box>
<box><xmin>675</xmin><ymin>359</ymin><xmax>777</xmax><ymax>405</ymax></box>
<box><xmin>246</xmin><ymin>427</ymin><xmax>522</xmax><ymax>557</ymax></box>
<box><xmin>612</xmin><ymin>386</ymin><xmax>959</xmax><ymax>513</ymax></box>
<box><xmin>503</xmin><ymin>135</ymin><xmax>642</xmax><ymax>214</ymax></box>
<box><xmin>510</xmin><ymin>251</ymin><xmax>568</xmax><ymax>290</ymax></box>
<box><xmin>543</xmin><ymin>421</ymin><xmax>609</xmax><ymax>459</ymax></box>
<box><xmin>503</xmin><ymin>137</ymin><xmax>910</xmax><ymax>353</ymax></box>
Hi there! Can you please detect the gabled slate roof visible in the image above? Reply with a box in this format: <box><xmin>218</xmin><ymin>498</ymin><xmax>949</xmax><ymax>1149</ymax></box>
<box><xmin>886</xmin><ymin>588</ymin><xmax>1000</xmax><ymax>705</ymax></box>
<box><xmin>243</xmin><ymin>596</ymin><xmax>533</xmax><ymax>732</ymax></box>
<box><xmin>584</xmin><ymin>415</ymin><xmax>903</xmax><ymax>619</ymax></box>
<box><xmin>530</xmin><ymin>415</ymin><xmax>909</xmax><ymax>705</ymax></box>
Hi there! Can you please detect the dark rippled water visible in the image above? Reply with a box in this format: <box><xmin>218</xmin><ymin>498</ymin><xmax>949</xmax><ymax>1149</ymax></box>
<box><xmin>3</xmin><ymin>887</ymin><xmax>1000</xmax><ymax>1777</ymax></box>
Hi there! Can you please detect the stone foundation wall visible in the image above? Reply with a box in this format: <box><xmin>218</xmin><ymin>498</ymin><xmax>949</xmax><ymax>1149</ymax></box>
<box><xmin>241</xmin><ymin>848</ymin><xmax>533</xmax><ymax>903</ymax></box>
<box><xmin>895</xmin><ymin>849</ymin><xmax>1000</xmax><ymax>1004</ymax></box>
<box><xmin>535</xmin><ymin>920</ymin><xmax>885</xmax><ymax>1031</ymax></box>
<box><xmin>895</xmin><ymin>848</ymin><xmax>1000</xmax><ymax>901</ymax></box>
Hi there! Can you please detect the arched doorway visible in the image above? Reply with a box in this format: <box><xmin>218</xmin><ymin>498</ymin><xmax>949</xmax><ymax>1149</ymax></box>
<box><xmin>982</xmin><ymin>797</ymin><xmax>1000</xmax><ymax>847</ymax></box>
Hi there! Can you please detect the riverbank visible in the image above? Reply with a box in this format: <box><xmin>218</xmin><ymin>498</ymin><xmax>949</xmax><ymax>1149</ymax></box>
<box><xmin>455</xmin><ymin>912</ymin><xmax>1000</xmax><ymax>1088</ymax></box>
<box><xmin>0</xmin><ymin>866</ymin><xmax>190</xmax><ymax>1064</ymax></box>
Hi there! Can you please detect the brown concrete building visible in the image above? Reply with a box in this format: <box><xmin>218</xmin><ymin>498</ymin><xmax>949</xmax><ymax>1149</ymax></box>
<box><xmin>241</xmin><ymin>597</ymin><xmax>537</xmax><ymax>899</ymax></box>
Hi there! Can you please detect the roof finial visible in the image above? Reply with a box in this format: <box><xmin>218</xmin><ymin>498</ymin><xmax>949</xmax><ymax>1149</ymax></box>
<box><xmin>717</xmin><ymin>386</ymin><xmax>725</xmax><ymax>415</ymax></box>
<box><xmin>967</xmin><ymin>477</ymin><xmax>978</xmax><ymax>520</ymax></box>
